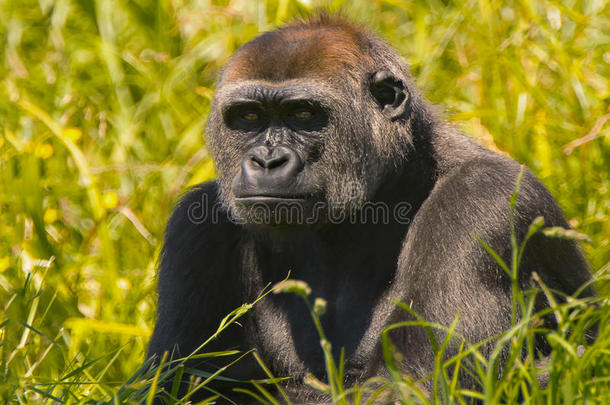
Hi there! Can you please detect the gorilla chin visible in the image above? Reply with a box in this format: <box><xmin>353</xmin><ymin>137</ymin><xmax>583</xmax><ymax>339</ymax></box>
<box><xmin>231</xmin><ymin>197</ymin><xmax>315</xmax><ymax>227</ymax></box>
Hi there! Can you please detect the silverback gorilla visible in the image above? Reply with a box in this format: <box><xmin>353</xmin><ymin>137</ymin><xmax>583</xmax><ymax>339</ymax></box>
<box><xmin>147</xmin><ymin>14</ymin><xmax>593</xmax><ymax>403</ymax></box>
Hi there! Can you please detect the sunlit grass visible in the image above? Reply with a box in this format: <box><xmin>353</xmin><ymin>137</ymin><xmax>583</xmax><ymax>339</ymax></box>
<box><xmin>0</xmin><ymin>0</ymin><xmax>608</xmax><ymax>403</ymax></box>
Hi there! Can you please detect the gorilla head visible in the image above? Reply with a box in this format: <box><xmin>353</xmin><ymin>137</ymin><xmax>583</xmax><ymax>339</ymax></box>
<box><xmin>206</xmin><ymin>15</ymin><xmax>428</xmax><ymax>224</ymax></box>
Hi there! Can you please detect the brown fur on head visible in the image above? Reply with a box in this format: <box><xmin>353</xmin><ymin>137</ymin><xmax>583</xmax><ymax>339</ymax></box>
<box><xmin>222</xmin><ymin>14</ymin><xmax>374</xmax><ymax>83</ymax></box>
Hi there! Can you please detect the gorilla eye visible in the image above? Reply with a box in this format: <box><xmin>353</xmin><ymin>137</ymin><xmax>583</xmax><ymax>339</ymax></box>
<box><xmin>224</xmin><ymin>103</ymin><xmax>268</xmax><ymax>132</ymax></box>
<box><xmin>294</xmin><ymin>110</ymin><xmax>313</xmax><ymax>119</ymax></box>
<box><xmin>242</xmin><ymin>112</ymin><xmax>260</xmax><ymax>121</ymax></box>
<box><xmin>283</xmin><ymin>101</ymin><xmax>328</xmax><ymax>131</ymax></box>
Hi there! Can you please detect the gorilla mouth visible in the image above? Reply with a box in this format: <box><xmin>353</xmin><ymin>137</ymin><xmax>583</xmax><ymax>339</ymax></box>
<box><xmin>234</xmin><ymin>195</ymin><xmax>307</xmax><ymax>204</ymax></box>
<box><xmin>233</xmin><ymin>195</ymin><xmax>313</xmax><ymax>226</ymax></box>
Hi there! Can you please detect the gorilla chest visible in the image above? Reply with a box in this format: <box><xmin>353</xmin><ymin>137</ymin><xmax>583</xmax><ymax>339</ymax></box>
<box><xmin>244</xmin><ymin>240</ymin><xmax>399</xmax><ymax>376</ymax></box>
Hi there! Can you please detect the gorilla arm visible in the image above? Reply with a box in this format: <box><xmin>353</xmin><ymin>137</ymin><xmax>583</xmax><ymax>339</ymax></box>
<box><xmin>387</xmin><ymin>155</ymin><xmax>591</xmax><ymax>380</ymax></box>
<box><xmin>147</xmin><ymin>182</ymin><xmax>254</xmax><ymax>376</ymax></box>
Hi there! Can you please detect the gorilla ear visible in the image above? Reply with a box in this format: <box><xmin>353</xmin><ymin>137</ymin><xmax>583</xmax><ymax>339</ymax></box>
<box><xmin>369</xmin><ymin>71</ymin><xmax>409</xmax><ymax>120</ymax></box>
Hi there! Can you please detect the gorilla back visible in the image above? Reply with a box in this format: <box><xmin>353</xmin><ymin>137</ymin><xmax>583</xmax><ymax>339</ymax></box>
<box><xmin>147</xmin><ymin>14</ymin><xmax>593</xmax><ymax>403</ymax></box>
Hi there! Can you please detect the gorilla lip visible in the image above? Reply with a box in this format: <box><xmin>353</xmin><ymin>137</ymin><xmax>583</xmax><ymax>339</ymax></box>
<box><xmin>234</xmin><ymin>195</ymin><xmax>307</xmax><ymax>204</ymax></box>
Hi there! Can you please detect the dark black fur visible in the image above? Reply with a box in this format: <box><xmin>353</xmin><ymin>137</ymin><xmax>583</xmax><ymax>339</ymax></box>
<box><xmin>147</xmin><ymin>15</ymin><xmax>593</xmax><ymax>403</ymax></box>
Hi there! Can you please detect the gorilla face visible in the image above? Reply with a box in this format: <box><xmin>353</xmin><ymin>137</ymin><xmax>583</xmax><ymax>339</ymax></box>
<box><xmin>215</xmin><ymin>81</ymin><xmax>331</xmax><ymax>225</ymax></box>
<box><xmin>206</xmin><ymin>25</ymin><xmax>413</xmax><ymax>226</ymax></box>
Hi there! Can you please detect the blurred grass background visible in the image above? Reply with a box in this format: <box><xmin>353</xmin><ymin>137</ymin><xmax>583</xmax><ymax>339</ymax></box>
<box><xmin>0</xmin><ymin>0</ymin><xmax>608</xmax><ymax>402</ymax></box>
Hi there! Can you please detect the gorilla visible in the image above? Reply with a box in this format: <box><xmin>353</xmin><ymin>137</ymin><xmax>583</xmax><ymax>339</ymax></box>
<box><xmin>147</xmin><ymin>14</ymin><xmax>593</xmax><ymax>403</ymax></box>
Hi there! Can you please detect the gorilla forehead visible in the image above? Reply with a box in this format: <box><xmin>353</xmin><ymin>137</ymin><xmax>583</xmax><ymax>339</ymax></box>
<box><xmin>222</xmin><ymin>23</ymin><xmax>372</xmax><ymax>83</ymax></box>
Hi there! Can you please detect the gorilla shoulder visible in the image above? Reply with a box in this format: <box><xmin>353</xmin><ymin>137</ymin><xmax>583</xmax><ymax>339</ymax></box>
<box><xmin>434</xmin><ymin>148</ymin><xmax>563</xmax><ymax>227</ymax></box>
<box><xmin>159</xmin><ymin>181</ymin><xmax>237</xmax><ymax>275</ymax></box>
<box><xmin>165</xmin><ymin>181</ymin><xmax>227</xmax><ymax>230</ymax></box>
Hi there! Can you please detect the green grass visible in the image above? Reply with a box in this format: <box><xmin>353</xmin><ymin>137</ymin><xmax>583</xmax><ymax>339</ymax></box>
<box><xmin>0</xmin><ymin>0</ymin><xmax>608</xmax><ymax>403</ymax></box>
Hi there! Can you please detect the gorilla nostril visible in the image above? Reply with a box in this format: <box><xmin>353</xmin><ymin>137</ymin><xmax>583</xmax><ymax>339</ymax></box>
<box><xmin>266</xmin><ymin>155</ymin><xmax>289</xmax><ymax>170</ymax></box>
<box><xmin>250</xmin><ymin>155</ymin><xmax>267</xmax><ymax>169</ymax></box>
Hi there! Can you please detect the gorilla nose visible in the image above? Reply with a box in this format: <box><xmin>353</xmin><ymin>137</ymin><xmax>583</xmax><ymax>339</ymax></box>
<box><xmin>236</xmin><ymin>146</ymin><xmax>304</xmax><ymax>196</ymax></box>
<box><xmin>249</xmin><ymin>147</ymin><xmax>290</xmax><ymax>170</ymax></box>
<box><xmin>244</xmin><ymin>146</ymin><xmax>302</xmax><ymax>177</ymax></box>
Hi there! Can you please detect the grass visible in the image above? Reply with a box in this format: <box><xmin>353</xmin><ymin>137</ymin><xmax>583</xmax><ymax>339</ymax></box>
<box><xmin>0</xmin><ymin>0</ymin><xmax>608</xmax><ymax>403</ymax></box>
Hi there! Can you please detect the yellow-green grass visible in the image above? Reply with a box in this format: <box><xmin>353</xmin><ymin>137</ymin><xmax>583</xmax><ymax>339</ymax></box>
<box><xmin>0</xmin><ymin>0</ymin><xmax>608</xmax><ymax>403</ymax></box>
